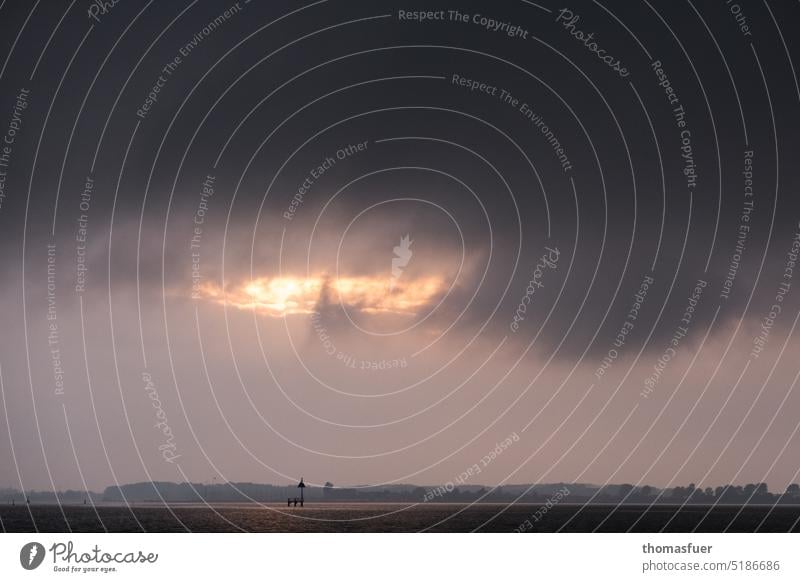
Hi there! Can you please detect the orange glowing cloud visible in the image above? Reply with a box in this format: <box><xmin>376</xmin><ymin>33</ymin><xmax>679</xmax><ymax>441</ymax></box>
<box><xmin>198</xmin><ymin>274</ymin><xmax>446</xmax><ymax>317</ymax></box>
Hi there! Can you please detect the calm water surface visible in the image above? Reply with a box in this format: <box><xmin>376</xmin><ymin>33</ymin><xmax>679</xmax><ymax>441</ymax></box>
<box><xmin>2</xmin><ymin>503</ymin><xmax>799</xmax><ymax>532</ymax></box>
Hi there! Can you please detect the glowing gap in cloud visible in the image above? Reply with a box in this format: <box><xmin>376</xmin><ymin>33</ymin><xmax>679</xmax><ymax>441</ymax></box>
<box><xmin>198</xmin><ymin>275</ymin><xmax>446</xmax><ymax>317</ymax></box>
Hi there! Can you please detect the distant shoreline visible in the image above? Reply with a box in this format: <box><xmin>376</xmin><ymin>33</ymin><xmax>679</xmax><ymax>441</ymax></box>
<box><xmin>5</xmin><ymin>480</ymin><xmax>798</xmax><ymax>506</ymax></box>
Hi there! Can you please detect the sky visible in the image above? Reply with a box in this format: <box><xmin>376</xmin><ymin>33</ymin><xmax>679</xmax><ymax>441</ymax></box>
<box><xmin>1</xmin><ymin>0</ymin><xmax>800</xmax><ymax>494</ymax></box>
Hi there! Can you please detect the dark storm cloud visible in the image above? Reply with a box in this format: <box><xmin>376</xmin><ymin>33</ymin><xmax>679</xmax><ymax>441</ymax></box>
<box><xmin>1</xmin><ymin>0</ymin><xmax>794</xmax><ymax>352</ymax></box>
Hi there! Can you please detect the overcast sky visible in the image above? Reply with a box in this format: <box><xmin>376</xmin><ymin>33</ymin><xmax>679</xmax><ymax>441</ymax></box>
<box><xmin>1</xmin><ymin>0</ymin><xmax>800</xmax><ymax>494</ymax></box>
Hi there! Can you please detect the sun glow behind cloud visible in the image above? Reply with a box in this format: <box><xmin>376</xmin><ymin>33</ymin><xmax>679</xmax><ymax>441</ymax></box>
<box><xmin>199</xmin><ymin>274</ymin><xmax>446</xmax><ymax>317</ymax></box>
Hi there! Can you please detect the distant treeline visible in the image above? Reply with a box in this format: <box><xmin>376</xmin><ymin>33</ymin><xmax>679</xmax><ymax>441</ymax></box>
<box><xmin>3</xmin><ymin>481</ymin><xmax>800</xmax><ymax>505</ymax></box>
